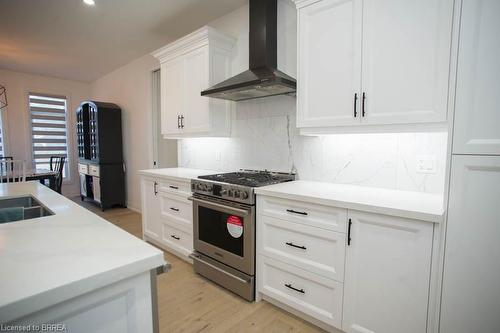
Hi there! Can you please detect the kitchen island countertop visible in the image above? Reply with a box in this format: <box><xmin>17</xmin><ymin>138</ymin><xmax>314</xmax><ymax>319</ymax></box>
<box><xmin>0</xmin><ymin>182</ymin><xmax>165</xmax><ymax>323</ymax></box>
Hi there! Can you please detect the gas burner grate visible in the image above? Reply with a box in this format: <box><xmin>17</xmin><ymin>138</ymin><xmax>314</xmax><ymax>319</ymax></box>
<box><xmin>198</xmin><ymin>170</ymin><xmax>294</xmax><ymax>187</ymax></box>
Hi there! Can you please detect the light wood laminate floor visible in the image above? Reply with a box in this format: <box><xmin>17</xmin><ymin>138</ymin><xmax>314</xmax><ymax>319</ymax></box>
<box><xmin>73</xmin><ymin>198</ymin><xmax>329</xmax><ymax>333</ymax></box>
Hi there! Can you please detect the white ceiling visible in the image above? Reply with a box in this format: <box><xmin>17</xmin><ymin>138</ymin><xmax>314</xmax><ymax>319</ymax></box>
<box><xmin>0</xmin><ymin>0</ymin><xmax>247</xmax><ymax>82</ymax></box>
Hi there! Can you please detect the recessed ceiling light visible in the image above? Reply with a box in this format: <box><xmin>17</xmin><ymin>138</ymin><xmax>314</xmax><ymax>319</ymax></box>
<box><xmin>83</xmin><ymin>0</ymin><xmax>95</xmax><ymax>5</ymax></box>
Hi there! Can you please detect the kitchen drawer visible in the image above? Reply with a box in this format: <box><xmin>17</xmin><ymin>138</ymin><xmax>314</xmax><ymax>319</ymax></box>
<box><xmin>257</xmin><ymin>196</ymin><xmax>347</xmax><ymax>233</ymax></box>
<box><xmin>258</xmin><ymin>255</ymin><xmax>343</xmax><ymax>328</ymax></box>
<box><xmin>258</xmin><ymin>215</ymin><xmax>345</xmax><ymax>282</ymax></box>
<box><xmin>78</xmin><ymin>163</ymin><xmax>88</xmax><ymax>174</ymax></box>
<box><xmin>158</xmin><ymin>179</ymin><xmax>191</xmax><ymax>197</ymax></box>
<box><xmin>88</xmin><ymin>165</ymin><xmax>100</xmax><ymax>177</ymax></box>
<box><xmin>159</xmin><ymin>191</ymin><xmax>192</xmax><ymax>232</ymax></box>
<box><xmin>162</xmin><ymin>222</ymin><xmax>193</xmax><ymax>257</ymax></box>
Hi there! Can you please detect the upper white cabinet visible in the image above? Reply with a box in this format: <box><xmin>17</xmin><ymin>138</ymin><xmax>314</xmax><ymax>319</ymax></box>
<box><xmin>294</xmin><ymin>0</ymin><xmax>454</xmax><ymax>132</ymax></box>
<box><xmin>296</xmin><ymin>0</ymin><xmax>362</xmax><ymax>127</ymax></box>
<box><xmin>452</xmin><ymin>0</ymin><xmax>500</xmax><ymax>155</ymax></box>
<box><xmin>342</xmin><ymin>211</ymin><xmax>434</xmax><ymax>333</ymax></box>
<box><xmin>152</xmin><ymin>26</ymin><xmax>235</xmax><ymax>138</ymax></box>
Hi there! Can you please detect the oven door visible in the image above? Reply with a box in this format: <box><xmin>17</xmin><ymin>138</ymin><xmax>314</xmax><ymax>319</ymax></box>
<box><xmin>191</xmin><ymin>194</ymin><xmax>255</xmax><ymax>275</ymax></box>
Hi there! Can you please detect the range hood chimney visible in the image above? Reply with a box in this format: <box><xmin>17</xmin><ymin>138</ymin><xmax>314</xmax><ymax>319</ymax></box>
<box><xmin>201</xmin><ymin>0</ymin><xmax>296</xmax><ymax>101</ymax></box>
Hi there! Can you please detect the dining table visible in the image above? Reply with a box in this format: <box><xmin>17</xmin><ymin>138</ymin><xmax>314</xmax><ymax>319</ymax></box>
<box><xmin>1</xmin><ymin>169</ymin><xmax>59</xmax><ymax>190</ymax></box>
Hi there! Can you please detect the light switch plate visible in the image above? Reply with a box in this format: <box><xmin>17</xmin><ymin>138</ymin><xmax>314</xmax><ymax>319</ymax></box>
<box><xmin>215</xmin><ymin>150</ymin><xmax>222</xmax><ymax>162</ymax></box>
<box><xmin>416</xmin><ymin>154</ymin><xmax>436</xmax><ymax>174</ymax></box>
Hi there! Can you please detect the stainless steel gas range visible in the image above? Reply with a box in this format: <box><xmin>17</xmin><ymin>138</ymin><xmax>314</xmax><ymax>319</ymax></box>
<box><xmin>189</xmin><ymin>170</ymin><xmax>295</xmax><ymax>301</ymax></box>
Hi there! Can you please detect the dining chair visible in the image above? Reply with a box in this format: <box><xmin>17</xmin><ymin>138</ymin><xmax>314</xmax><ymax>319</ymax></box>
<box><xmin>0</xmin><ymin>156</ymin><xmax>13</xmax><ymax>161</ymax></box>
<box><xmin>50</xmin><ymin>156</ymin><xmax>65</xmax><ymax>194</ymax></box>
<box><xmin>0</xmin><ymin>160</ymin><xmax>26</xmax><ymax>183</ymax></box>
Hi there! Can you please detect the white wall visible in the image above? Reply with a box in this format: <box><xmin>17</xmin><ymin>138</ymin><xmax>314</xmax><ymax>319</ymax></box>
<box><xmin>178</xmin><ymin>3</ymin><xmax>448</xmax><ymax>194</ymax></box>
<box><xmin>0</xmin><ymin>69</ymin><xmax>90</xmax><ymax>196</ymax></box>
<box><xmin>89</xmin><ymin>55</ymin><xmax>177</xmax><ymax>212</ymax></box>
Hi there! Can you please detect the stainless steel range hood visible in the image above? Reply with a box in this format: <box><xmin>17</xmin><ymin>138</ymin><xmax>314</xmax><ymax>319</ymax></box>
<box><xmin>201</xmin><ymin>0</ymin><xmax>296</xmax><ymax>102</ymax></box>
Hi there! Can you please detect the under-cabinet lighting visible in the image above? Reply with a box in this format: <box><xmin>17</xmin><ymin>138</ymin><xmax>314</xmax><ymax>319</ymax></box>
<box><xmin>83</xmin><ymin>0</ymin><xmax>95</xmax><ymax>6</ymax></box>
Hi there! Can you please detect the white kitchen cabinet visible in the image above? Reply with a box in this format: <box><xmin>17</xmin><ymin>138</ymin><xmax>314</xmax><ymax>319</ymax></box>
<box><xmin>296</xmin><ymin>0</ymin><xmax>362</xmax><ymax>128</ymax></box>
<box><xmin>141</xmin><ymin>178</ymin><xmax>161</xmax><ymax>242</ymax></box>
<box><xmin>160</xmin><ymin>58</ymin><xmax>184</xmax><ymax>136</ymax></box>
<box><xmin>452</xmin><ymin>0</ymin><xmax>500</xmax><ymax>155</ymax></box>
<box><xmin>140</xmin><ymin>175</ymin><xmax>194</xmax><ymax>262</ymax></box>
<box><xmin>152</xmin><ymin>26</ymin><xmax>234</xmax><ymax>138</ymax></box>
<box><xmin>440</xmin><ymin>155</ymin><xmax>500</xmax><ymax>333</ymax></box>
<box><xmin>294</xmin><ymin>0</ymin><xmax>454</xmax><ymax>132</ymax></box>
<box><xmin>342</xmin><ymin>211</ymin><xmax>433</xmax><ymax>333</ymax></box>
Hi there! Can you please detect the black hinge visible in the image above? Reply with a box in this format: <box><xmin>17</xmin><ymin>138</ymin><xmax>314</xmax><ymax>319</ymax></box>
<box><xmin>348</xmin><ymin>218</ymin><xmax>352</xmax><ymax>246</ymax></box>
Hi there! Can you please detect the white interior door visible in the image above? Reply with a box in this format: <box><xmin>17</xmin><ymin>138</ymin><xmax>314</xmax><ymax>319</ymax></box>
<box><xmin>440</xmin><ymin>155</ymin><xmax>500</xmax><ymax>333</ymax></box>
<box><xmin>161</xmin><ymin>58</ymin><xmax>184</xmax><ymax>135</ymax></box>
<box><xmin>297</xmin><ymin>0</ymin><xmax>362</xmax><ymax>128</ymax></box>
<box><xmin>360</xmin><ymin>0</ymin><xmax>454</xmax><ymax>125</ymax></box>
<box><xmin>342</xmin><ymin>211</ymin><xmax>433</xmax><ymax>333</ymax></box>
<box><xmin>183</xmin><ymin>47</ymin><xmax>210</xmax><ymax>133</ymax></box>
<box><xmin>452</xmin><ymin>0</ymin><xmax>500</xmax><ymax>155</ymax></box>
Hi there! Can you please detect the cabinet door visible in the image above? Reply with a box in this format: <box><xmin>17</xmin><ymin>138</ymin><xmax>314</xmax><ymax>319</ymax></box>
<box><xmin>141</xmin><ymin>179</ymin><xmax>161</xmax><ymax>241</ymax></box>
<box><xmin>452</xmin><ymin>0</ymin><xmax>500</xmax><ymax>155</ymax></box>
<box><xmin>297</xmin><ymin>0</ymin><xmax>362</xmax><ymax>128</ymax></box>
<box><xmin>360</xmin><ymin>0</ymin><xmax>454</xmax><ymax>125</ymax></box>
<box><xmin>440</xmin><ymin>155</ymin><xmax>500</xmax><ymax>333</ymax></box>
<box><xmin>183</xmin><ymin>47</ymin><xmax>210</xmax><ymax>133</ymax></box>
<box><xmin>161</xmin><ymin>58</ymin><xmax>183</xmax><ymax>135</ymax></box>
<box><xmin>343</xmin><ymin>211</ymin><xmax>433</xmax><ymax>333</ymax></box>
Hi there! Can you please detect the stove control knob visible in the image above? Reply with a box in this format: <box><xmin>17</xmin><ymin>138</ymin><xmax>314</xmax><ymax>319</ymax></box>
<box><xmin>221</xmin><ymin>189</ymin><xmax>228</xmax><ymax>196</ymax></box>
<box><xmin>241</xmin><ymin>191</ymin><xmax>249</xmax><ymax>199</ymax></box>
<box><xmin>233</xmin><ymin>190</ymin><xmax>240</xmax><ymax>198</ymax></box>
<box><xmin>206</xmin><ymin>185</ymin><xmax>212</xmax><ymax>192</ymax></box>
<box><xmin>196</xmin><ymin>183</ymin><xmax>204</xmax><ymax>190</ymax></box>
<box><xmin>228</xmin><ymin>190</ymin><xmax>233</xmax><ymax>197</ymax></box>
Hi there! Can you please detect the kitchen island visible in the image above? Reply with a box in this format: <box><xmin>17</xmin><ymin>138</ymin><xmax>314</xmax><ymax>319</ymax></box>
<box><xmin>0</xmin><ymin>182</ymin><xmax>165</xmax><ymax>333</ymax></box>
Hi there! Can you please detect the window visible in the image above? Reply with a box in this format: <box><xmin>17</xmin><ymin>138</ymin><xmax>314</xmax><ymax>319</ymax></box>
<box><xmin>29</xmin><ymin>94</ymin><xmax>68</xmax><ymax>177</ymax></box>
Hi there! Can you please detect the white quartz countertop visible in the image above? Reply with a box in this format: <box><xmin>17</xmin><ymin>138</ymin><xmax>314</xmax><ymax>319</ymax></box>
<box><xmin>255</xmin><ymin>181</ymin><xmax>445</xmax><ymax>223</ymax></box>
<box><xmin>0</xmin><ymin>182</ymin><xmax>165</xmax><ymax>323</ymax></box>
<box><xmin>138</xmin><ymin>167</ymin><xmax>219</xmax><ymax>182</ymax></box>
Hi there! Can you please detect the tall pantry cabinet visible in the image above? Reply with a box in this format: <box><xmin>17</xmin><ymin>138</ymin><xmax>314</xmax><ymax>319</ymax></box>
<box><xmin>440</xmin><ymin>1</ymin><xmax>500</xmax><ymax>332</ymax></box>
<box><xmin>76</xmin><ymin>101</ymin><xmax>125</xmax><ymax>211</ymax></box>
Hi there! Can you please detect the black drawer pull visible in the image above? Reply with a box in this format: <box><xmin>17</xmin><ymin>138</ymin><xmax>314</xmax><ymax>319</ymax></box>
<box><xmin>286</xmin><ymin>209</ymin><xmax>308</xmax><ymax>216</ymax></box>
<box><xmin>285</xmin><ymin>283</ymin><xmax>305</xmax><ymax>294</ymax></box>
<box><xmin>169</xmin><ymin>185</ymin><xmax>179</xmax><ymax>190</ymax></box>
<box><xmin>170</xmin><ymin>235</ymin><xmax>180</xmax><ymax>240</ymax></box>
<box><xmin>170</xmin><ymin>207</ymin><xmax>179</xmax><ymax>212</ymax></box>
<box><xmin>286</xmin><ymin>242</ymin><xmax>307</xmax><ymax>250</ymax></box>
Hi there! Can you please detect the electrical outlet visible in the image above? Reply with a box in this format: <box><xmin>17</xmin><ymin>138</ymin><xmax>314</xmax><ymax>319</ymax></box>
<box><xmin>215</xmin><ymin>150</ymin><xmax>222</xmax><ymax>162</ymax></box>
<box><xmin>416</xmin><ymin>154</ymin><xmax>436</xmax><ymax>174</ymax></box>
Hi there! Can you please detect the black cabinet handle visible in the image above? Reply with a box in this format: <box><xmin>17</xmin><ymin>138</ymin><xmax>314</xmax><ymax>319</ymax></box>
<box><xmin>286</xmin><ymin>209</ymin><xmax>308</xmax><ymax>216</ymax></box>
<box><xmin>170</xmin><ymin>235</ymin><xmax>180</xmax><ymax>240</ymax></box>
<box><xmin>169</xmin><ymin>185</ymin><xmax>178</xmax><ymax>190</ymax></box>
<box><xmin>348</xmin><ymin>218</ymin><xmax>352</xmax><ymax>246</ymax></box>
<box><xmin>154</xmin><ymin>182</ymin><xmax>158</xmax><ymax>196</ymax></box>
<box><xmin>177</xmin><ymin>115</ymin><xmax>181</xmax><ymax>129</ymax></box>
<box><xmin>180</xmin><ymin>115</ymin><xmax>185</xmax><ymax>129</ymax></box>
<box><xmin>286</xmin><ymin>242</ymin><xmax>307</xmax><ymax>250</ymax></box>
<box><xmin>170</xmin><ymin>207</ymin><xmax>179</xmax><ymax>212</ymax></box>
<box><xmin>354</xmin><ymin>93</ymin><xmax>358</xmax><ymax>117</ymax></box>
<box><xmin>362</xmin><ymin>92</ymin><xmax>366</xmax><ymax>117</ymax></box>
<box><xmin>285</xmin><ymin>283</ymin><xmax>305</xmax><ymax>294</ymax></box>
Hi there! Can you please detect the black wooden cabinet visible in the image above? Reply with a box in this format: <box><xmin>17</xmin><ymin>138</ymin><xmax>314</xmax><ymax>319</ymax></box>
<box><xmin>77</xmin><ymin>101</ymin><xmax>125</xmax><ymax>210</ymax></box>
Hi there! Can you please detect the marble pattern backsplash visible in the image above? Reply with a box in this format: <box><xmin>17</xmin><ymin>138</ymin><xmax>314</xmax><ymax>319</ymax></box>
<box><xmin>178</xmin><ymin>96</ymin><xmax>448</xmax><ymax>194</ymax></box>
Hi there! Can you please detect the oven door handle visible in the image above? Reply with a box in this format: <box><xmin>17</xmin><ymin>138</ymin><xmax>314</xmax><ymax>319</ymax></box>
<box><xmin>189</xmin><ymin>253</ymin><xmax>251</xmax><ymax>284</ymax></box>
<box><xmin>188</xmin><ymin>196</ymin><xmax>250</xmax><ymax>216</ymax></box>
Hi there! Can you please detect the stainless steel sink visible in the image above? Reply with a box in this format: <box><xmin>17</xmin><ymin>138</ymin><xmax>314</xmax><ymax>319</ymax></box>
<box><xmin>0</xmin><ymin>195</ymin><xmax>54</xmax><ymax>223</ymax></box>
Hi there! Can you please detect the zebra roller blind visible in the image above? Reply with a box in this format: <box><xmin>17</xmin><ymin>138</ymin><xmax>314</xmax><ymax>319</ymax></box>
<box><xmin>29</xmin><ymin>93</ymin><xmax>68</xmax><ymax>176</ymax></box>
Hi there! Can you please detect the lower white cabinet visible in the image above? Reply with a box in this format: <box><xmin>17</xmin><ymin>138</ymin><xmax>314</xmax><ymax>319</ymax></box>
<box><xmin>141</xmin><ymin>176</ymin><xmax>194</xmax><ymax>261</ymax></box>
<box><xmin>256</xmin><ymin>195</ymin><xmax>435</xmax><ymax>333</ymax></box>
<box><xmin>342</xmin><ymin>211</ymin><xmax>434</xmax><ymax>333</ymax></box>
